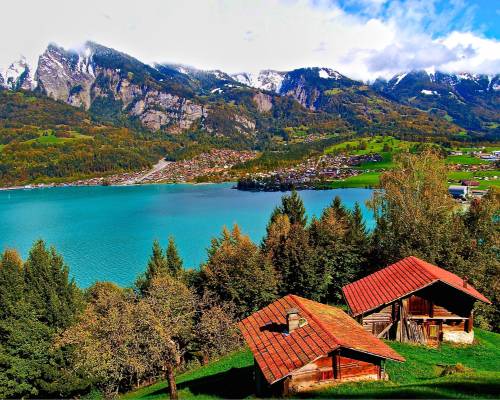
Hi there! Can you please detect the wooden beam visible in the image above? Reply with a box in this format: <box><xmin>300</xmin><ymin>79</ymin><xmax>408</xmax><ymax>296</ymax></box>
<box><xmin>377</xmin><ymin>321</ymin><xmax>394</xmax><ymax>338</ymax></box>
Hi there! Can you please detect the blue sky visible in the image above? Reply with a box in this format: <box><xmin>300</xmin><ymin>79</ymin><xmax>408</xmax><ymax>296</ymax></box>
<box><xmin>334</xmin><ymin>0</ymin><xmax>500</xmax><ymax>38</ymax></box>
<box><xmin>1</xmin><ymin>0</ymin><xmax>499</xmax><ymax>80</ymax></box>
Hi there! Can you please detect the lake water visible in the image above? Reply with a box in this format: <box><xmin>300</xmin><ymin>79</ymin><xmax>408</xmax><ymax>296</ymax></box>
<box><xmin>0</xmin><ymin>183</ymin><xmax>374</xmax><ymax>287</ymax></box>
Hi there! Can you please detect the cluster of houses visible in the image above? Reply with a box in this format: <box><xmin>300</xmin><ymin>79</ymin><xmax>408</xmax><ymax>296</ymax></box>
<box><xmin>449</xmin><ymin>149</ymin><xmax>500</xmax><ymax>162</ymax></box>
<box><xmin>239</xmin><ymin>256</ymin><xmax>490</xmax><ymax>396</ymax></box>
<box><xmin>237</xmin><ymin>154</ymin><xmax>383</xmax><ymax>191</ymax></box>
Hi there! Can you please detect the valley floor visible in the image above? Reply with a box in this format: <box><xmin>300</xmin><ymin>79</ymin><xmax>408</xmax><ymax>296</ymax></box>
<box><xmin>123</xmin><ymin>329</ymin><xmax>500</xmax><ymax>399</ymax></box>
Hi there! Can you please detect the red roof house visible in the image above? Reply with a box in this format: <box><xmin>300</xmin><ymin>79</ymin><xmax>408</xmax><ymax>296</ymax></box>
<box><xmin>238</xmin><ymin>294</ymin><xmax>404</xmax><ymax>396</ymax></box>
<box><xmin>342</xmin><ymin>256</ymin><xmax>491</xmax><ymax>345</ymax></box>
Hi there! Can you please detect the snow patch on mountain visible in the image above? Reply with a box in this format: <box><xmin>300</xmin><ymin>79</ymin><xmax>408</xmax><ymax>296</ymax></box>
<box><xmin>231</xmin><ymin>70</ymin><xmax>286</xmax><ymax>93</ymax></box>
<box><xmin>318</xmin><ymin>68</ymin><xmax>341</xmax><ymax>80</ymax></box>
<box><xmin>1</xmin><ymin>56</ymin><xmax>36</xmax><ymax>90</ymax></box>
<box><xmin>421</xmin><ymin>89</ymin><xmax>439</xmax><ymax>95</ymax></box>
<box><xmin>392</xmin><ymin>72</ymin><xmax>408</xmax><ymax>87</ymax></box>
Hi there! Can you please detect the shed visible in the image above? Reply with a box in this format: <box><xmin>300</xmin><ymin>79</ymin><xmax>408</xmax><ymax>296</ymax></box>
<box><xmin>342</xmin><ymin>256</ymin><xmax>491</xmax><ymax>345</ymax></box>
<box><xmin>238</xmin><ymin>294</ymin><xmax>404</xmax><ymax>396</ymax></box>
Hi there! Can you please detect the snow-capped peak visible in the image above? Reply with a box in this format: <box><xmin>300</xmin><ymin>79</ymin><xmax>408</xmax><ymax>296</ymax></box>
<box><xmin>424</xmin><ymin>66</ymin><xmax>436</xmax><ymax>82</ymax></box>
<box><xmin>231</xmin><ymin>70</ymin><xmax>286</xmax><ymax>93</ymax></box>
<box><xmin>1</xmin><ymin>56</ymin><xmax>36</xmax><ymax>90</ymax></box>
<box><xmin>392</xmin><ymin>72</ymin><xmax>408</xmax><ymax>87</ymax></box>
<box><xmin>318</xmin><ymin>68</ymin><xmax>341</xmax><ymax>80</ymax></box>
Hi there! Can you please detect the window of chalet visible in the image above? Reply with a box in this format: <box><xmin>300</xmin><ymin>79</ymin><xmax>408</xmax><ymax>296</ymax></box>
<box><xmin>408</xmin><ymin>295</ymin><xmax>430</xmax><ymax>315</ymax></box>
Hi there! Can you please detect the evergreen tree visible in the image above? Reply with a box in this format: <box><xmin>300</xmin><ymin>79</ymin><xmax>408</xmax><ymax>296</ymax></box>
<box><xmin>166</xmin><ymin>236</ymin><xmax>183</xmax><ymax>276</ymax></box>
<box><xmin>331</xmin><ymin>196</ymin><xmax>349</xmax><ymax>221</ymax></box>
<box><xmin>269</xmin><ymin>190</ymin><xmax>307</xmax><ymax>227</ymax></box>
<box><xmin>136</xmin><ymin>240</ymin><xmax>168</xmax><ymax>294</ymax></box>
<box><xmin>24</xmin><ymin>240</ymin><xmax>81</xmax><ymax>329</ymax></box>
<box><xmin>0</xmin><ymin>249</ymin><xmax>25</xmax><ymax>319</ymax></box>
<box><xmin>309</xmin><ymin>205</ymin><xmax>363</xmax><ymax>302</ymax></box>
<box><xmin>271</xmin><ymin>223</ymin><xmax>326</xmax><ymax>300</ymax></box>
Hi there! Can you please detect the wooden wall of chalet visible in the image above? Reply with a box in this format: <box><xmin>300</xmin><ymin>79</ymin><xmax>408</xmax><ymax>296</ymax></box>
<box><xmin>358</xmin><ymin>281</ymin><xmax>476</xmax><ymax>344</ymax></box>
<box><xmin>258</xmin><ymin>349</ymin><xmax>384</xmax><ymax>395</ymax></box>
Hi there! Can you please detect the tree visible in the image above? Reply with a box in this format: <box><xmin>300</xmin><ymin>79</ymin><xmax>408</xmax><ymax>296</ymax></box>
<box><xmin>59</xmin><ymin>282</ymin><xmax>139</xmax><ymax>397</ymax></box>
<box><xmin>270</xmin><ymin>222</ymin><xmax>325</xmax><ymax>300</ymax></box>
<box><xmin>136</xmin><ymin>240</ymin><xmax>168</xmax><ymax>294</ymax></box>
<box><xmin>309</xmin><ymin>205</ymin><xmax>364</xmax><ymax>302</ymax></box>
<box><xmin>202</xmin><ymin>225</ymin><xmax>277</xmax><ymax>317</ymax></box>
<box><xmin>0</xmin><ymin>249</ymin><xmax>24</xmax><ymax>319</ymax></box>
<box><xmin>166</xmin><ymin>236</ymin><xmax>183</xmax><ymax>277</ymax></box>
<box><xmin>269</xmin><ymin>190</ymin><xmax>307</xmax><ymax>227</ymax></box>
<box><xmin>139</xmin><ymin>277</ymin><xmax>196</xmax><ymax>400</ymax></box>
<box><xmin>368</xmin><ymin>149</ymin><xmax>456</xmax><ymax>267</ymax></box>
<box><xmin>195</xmin><ymin>292</ymin><xmax>242</xmax><ymax>364</ymax></box>
<box><xmin>0</xmin><ymin>241</ymin><xmax>85</xmax><ymax>398</ymax></box>
<box><xmin>24</xmin><ymin>240</ymin><xmax>81</xmax><ymax>329</ymax></box>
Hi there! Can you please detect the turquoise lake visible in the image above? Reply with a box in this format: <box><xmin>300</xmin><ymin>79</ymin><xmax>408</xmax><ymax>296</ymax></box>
<box><xmin>0</xmin><ymin>183</ymin><xmax>374</xmax><ymax>287</ymax></box>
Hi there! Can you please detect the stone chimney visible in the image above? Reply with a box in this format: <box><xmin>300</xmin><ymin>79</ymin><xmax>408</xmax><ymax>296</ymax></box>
<box><xmin>463</xmin><ymin>276</ymin><xmax>468</xmax><ymax>288</ymax></box>
<box><xmin>286</xmin><ymin>308</ymin><xmax>300</xmax><ymax>333</ymax></box>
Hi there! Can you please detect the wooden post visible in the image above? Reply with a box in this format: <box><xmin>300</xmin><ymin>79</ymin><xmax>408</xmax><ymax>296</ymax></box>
<box><xmin>466</xmin><ymin>311</ymin><xmax>474</xmax><ymax>333</ymax></box>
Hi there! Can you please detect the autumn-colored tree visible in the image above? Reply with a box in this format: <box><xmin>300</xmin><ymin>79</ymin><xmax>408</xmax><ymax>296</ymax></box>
<box><xmin>368</xmin><ymin>149</ymin><xmax>456</xmax><ymax>267</ymax></box>
<box><xmin>202</xmin><ymin>225</ymin><xmax>277</xmax><ymax>317</ymax></box>
<box><xmin>139</xmin><ymin>276</ymin><xmax>196</xmax><ymax>400</ymax></box>
<box><xmin>195</xmin><ymin>291</ymin><xmax>242</xmax><ymax>364</ymax></box>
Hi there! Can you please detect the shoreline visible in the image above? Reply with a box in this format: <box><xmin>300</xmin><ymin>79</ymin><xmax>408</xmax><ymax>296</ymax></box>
<box><xmin>0</xmin><ymin>179</ymin><xmax>377</xmax><ymax>193</ymax></box>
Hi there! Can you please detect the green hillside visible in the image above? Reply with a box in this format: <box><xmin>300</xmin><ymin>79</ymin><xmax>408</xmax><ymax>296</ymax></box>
<box><xmin>124</xmin><ymin>329</ymin><xmax>500</xmax><ymax>399</ymax></box>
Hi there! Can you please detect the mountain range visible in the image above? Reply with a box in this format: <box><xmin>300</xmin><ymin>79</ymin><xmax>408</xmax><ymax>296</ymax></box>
<box><xmin>1</xmin><ymin>41</ymin><xmax>499</xmax><ymax>142</ymax></box>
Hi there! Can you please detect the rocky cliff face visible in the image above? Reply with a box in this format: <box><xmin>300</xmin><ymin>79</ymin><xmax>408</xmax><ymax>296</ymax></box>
<box><xmin>377</xmin><ymin>70</ymin><xmax>500</xmax><ymax>132</ymax></box>
<box><xmin>34</xmin><ymin>42</ymin><xmax>208</xmax><ymax>133</ymax></box>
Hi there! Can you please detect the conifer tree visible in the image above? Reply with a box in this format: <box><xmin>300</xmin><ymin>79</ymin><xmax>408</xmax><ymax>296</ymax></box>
<box><xmin>24</xmin><ymin>240</ymin><xmax>81</xmax><ymax>329</ymax></box>
<box><xmin>166</xmin><ymin>236</ymin><xmax>183</xmax><ymax>276</ymax></box>
<box><xmin>0</xmin><ymin>249</ymin><xmax>24</xmax><ymax>319</ymax></box>
<box><xmin>269</xmin><ymin>190</ymin><xmax>307</xmax><ymax>227</ymax></box>
<box><xmin>136</xmin><ymin>240</ymin><xmax>169</xmax><ymax>294</ymax></box>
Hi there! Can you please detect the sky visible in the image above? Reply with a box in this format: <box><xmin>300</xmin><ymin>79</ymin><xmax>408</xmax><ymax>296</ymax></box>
<box><xmin>1</xmin><ymin>0</ymin><xmax>499</xmax><ymax>81</ymax></box>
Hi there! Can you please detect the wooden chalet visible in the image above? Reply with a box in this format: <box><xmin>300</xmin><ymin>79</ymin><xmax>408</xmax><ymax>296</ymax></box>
<box><xmin>342</xmin><ymin>256</ymin><xmax>491</xmax><ymax>346</ymax></box>
<box><xmin>238</xmin><ymin>294</ymin><xmax>404</xmax><ymax>396</ymax></box>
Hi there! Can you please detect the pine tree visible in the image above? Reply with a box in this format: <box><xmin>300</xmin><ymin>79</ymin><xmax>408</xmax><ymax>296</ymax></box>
<box><xmin>269</xmin><ymin>190</ymin><xmax>307</xmax><ymax>227</ymax></box>
<box><xmin>24</xmin><ymin>240</ymin><xmax>81</xmax><ymax>329</ymax></box>
<box><xmin>166</xmin><ymin>236</ymin><xmax>183</xmax><ymax>276</ymax></box>
<box><xmin>0</xmin><ymin>249</ymin><xmax>25</xmax><ymax>319</ymax></box>
<box><xmin>136</xmin><ymin>240</ymin><xmax>169</xmax><ymax>294</ymax></box>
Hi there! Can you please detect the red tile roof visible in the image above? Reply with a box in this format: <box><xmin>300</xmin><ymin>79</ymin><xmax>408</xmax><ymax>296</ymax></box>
<box><xmin>342</xmin><ymin>256</ymin><xmax>491</xmax><ymax>317</ymax></box>
<box><xmin>238</xmin><ymin>294</ymin><xmax>404</xmax><ymax>384</ymax></box>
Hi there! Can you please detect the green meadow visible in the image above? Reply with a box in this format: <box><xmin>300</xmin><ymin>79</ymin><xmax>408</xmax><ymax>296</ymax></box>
<box><xmin>124</xmin><ymin>329</ymin><xmax>500</xmax><ymax>399</ymax></box>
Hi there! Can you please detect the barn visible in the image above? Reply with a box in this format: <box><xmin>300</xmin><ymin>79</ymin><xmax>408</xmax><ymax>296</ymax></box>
<box><xmin>238</xmin><ymin>294</ymin><xmax>404</xmax><ymax>396</ymax></box>
<box><xmin>342</xmin><ymin>256</ymin><xmax>491</xmax><ymax>345</ymax></box>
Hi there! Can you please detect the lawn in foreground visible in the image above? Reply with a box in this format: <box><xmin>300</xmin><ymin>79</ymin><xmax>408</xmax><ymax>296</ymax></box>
<box><xmin>124</xmin><ymin>329</ymin><xmax>500</xmax><ymax>399</ymax></box>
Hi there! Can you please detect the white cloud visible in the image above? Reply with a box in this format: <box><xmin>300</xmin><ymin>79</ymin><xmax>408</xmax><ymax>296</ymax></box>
<box><xmin>0</xmin><ymin>0</ymin><xmax>498</xmax><ymax>81</ymax></box>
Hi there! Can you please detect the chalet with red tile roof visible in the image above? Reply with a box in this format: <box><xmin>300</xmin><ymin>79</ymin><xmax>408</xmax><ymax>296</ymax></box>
<box><xmin>342</xmin><ymin>256</ymin><xmax>491</xmax><ymax>345</ymax></box>
<box><xmin>238</xmin><ymin>294</ymin><xmax>404</xmax><ymax>396</ymax></box>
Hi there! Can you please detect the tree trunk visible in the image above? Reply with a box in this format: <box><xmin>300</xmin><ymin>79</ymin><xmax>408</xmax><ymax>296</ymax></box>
<box><xmin>166</xmin><ymin>364</ymin><xmax>178</xmax><ymax>400</ymax></box>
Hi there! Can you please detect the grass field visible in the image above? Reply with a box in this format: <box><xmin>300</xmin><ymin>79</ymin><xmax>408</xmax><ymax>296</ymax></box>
<box><xmin>324</xmin><ymin>171</ymin><xmax>381</xmax><ymax>188</ymax></box>
<box><xmin>124</xmin><ymin>329</ymin><xmax>500</xmax><ymax>399</ymax></box>
<box><xmin>324</xmin><ymin>136</ymin><xmax>414</xmax><ymax>157</ymax></box>
<box><xmin>448</xmin><ymin>170</ymin><xmax>500</xmax><ymax>189</ymax></box>
<box><xmin>445</xmin><ymin>155</ymin><xmax>491</xmax><ymax>165</ymax></box>
<box><xmin>24</xmin><ymin>131</ymin><xmax>93</xmax><ymax>145</ymax></box>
